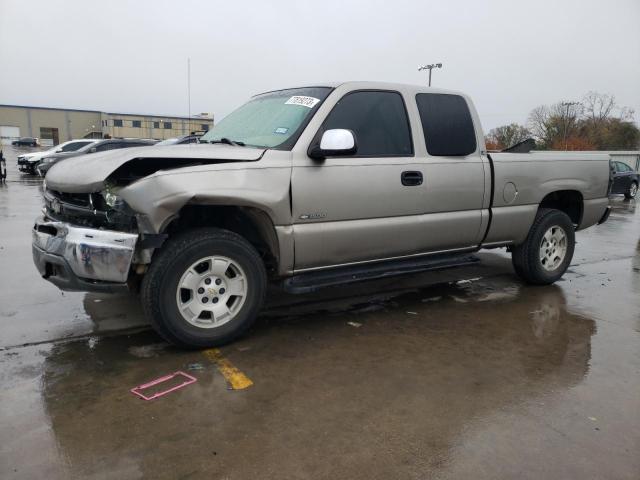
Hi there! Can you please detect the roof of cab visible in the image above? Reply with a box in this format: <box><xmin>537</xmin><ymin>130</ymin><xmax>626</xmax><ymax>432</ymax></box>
<box><xmin>255</xmin><ymin>81</ymin><xmax>466</xmax><ymax>97</ymax></box>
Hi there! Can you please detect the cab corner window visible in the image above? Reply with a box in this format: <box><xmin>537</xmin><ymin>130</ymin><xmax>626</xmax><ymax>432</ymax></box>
<box><xmin>322</xmin><ymin>90</ymin><xmax>413</xmax><ymax>157</ymax></box>
<box><xmin>416</xmin><ymin>93</ymin><xmax>476</xmax><ymax>156</ymax></box>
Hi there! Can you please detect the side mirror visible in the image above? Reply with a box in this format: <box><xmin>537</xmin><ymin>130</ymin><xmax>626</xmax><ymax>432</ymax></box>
<box><xmin>308</xmin><ymin>129</ymin><xmax>357</xmax><ymax>160</ymax></box>
<box><xmin>89</xmin><ymin>147</ymin><xmax>97</xmax><ymax>153</ymax></box>
<box><xmin>55</xmin><ymin>149</ymin><xmax>62</xmax><ymax>153</ymax></box>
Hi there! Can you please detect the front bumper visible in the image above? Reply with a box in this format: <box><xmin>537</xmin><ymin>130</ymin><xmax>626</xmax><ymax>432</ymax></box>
<box><xmin>17</xmin><ymin>160</ymin><xmax>37</xmax><ymax>173</ymax></box>
<box><xmin>32</xmin><ymin>216</ymin><xmax>138</xmax><ymax>292</ymax></box>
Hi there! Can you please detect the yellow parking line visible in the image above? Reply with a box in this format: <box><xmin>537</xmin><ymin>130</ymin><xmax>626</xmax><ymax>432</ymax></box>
<box><xmin>203</xmin><ymin>348</ymin><xmax>254</xmax><ymax>390</ymax></box>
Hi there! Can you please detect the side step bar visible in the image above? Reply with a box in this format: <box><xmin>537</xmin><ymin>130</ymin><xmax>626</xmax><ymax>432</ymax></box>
<box><xmin>283</xmin><ymin>253</ymin><xmax>479</xmax><ymax>294</ymax></box>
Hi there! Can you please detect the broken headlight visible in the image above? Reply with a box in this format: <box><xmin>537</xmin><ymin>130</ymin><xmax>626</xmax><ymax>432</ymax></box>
<box><xmin>101</xmin><ymin>189</ymin><xmax>125</xmax><ymax>209</ymax></box>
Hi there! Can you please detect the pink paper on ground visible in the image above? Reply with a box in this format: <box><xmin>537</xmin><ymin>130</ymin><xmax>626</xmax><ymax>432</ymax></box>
<box><xmin>130</xmin><ymin>371</ymin><xmax>197</xmax><ymax>400</ymax></box>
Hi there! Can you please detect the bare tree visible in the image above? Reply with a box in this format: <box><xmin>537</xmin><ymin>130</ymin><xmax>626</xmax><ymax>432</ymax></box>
<box><xmin>582</xmin><ymin>91</ymin><xmax>616</xmax><ymax>125</ymax></box>
<box><xmin>528</xmin><ymin>101</ymin><xmax>581</xmax><ymax>149</ymax></box>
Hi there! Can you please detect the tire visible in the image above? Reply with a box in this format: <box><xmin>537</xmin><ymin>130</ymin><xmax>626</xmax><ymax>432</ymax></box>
<box><xmin>511</xmin><ymin>208</ymin><xmax>575</xmax><ymax>285</ymax></box>
<box><xmin>141</xmin><ymin>228</ymin><xmax>267</xmax><ymax>348</ymax></box>
<box><xmin>624</xmin><ymin>181</ymin><xmax>637</xmax><ymax>199</ymax></box>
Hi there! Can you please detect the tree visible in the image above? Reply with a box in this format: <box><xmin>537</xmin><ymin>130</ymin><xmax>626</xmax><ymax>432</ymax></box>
<box><xmin>485</xmin><ymin>123</ymin><xmax>531</xmax><ymax>150</ymax></box>
<box><xmin>550</xmin><ymin>135</ymin><xmax>595</xmax><ymax>151</ymax></box>
<box><xmin>527</xmin><ymin>101</ymin><xmax>582</xmax><ymax>149</ymax></box>
<box><xmin>527</xmin><ymin>92</ymin><xmax>639</xmax><ymax>150</ymax></box>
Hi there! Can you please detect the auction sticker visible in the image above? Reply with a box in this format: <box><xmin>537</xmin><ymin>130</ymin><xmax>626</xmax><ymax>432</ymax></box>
<box><xmin>285</xmin><ymin>96</ymin><xmax>320</xmax><ymax>108</ymax></box>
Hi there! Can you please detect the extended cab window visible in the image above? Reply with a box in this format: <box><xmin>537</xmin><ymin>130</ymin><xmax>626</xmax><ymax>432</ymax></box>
<box><xmin>416</xmin><ymin>93</ymin><xmax>477</xmax><ymax>156</ymax></box>
<box><xmin>322</xmin><ymin>91</ymin><xmax>413</xmax><ymax>157</ymax></box>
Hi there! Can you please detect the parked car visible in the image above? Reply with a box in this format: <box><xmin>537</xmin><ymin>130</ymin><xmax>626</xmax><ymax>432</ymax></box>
<box><xmin>18</xmin><ymin>139</ymin><xmax>98</xmax><ymax>174</ymax></box>
<box><xmin>12</xmin><ymin>137</ymin><xmax>38</xmax><ymax>147</ymax></box>
<box><xmin>36</xmin><ymin>138</ymin><xmax>157</xmax><ymax>176</ymax></box>
<box><xmin>33</xmin><ymin>81</ymin><xmax>611</xmax><ymax>348</ymax></box>
<box><xmin>156</xmin><ymin>134</ymin><xmax>202</xmax><ymax>145</ymax></box>
<box><xmin>610</xmin><ymin>161</ymin><xmax>638</xmax><ymax>199</ymax></box>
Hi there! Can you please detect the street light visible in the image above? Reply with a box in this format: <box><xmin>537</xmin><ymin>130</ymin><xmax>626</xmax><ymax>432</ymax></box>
<box><xmin>418</xmin><ymin>63</ymin><xmax>443</xmax><ymax>87</ymax></box>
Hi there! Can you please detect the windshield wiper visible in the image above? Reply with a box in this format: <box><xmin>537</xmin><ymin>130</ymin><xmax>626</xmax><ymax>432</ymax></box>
<box><xmin>202</xmin><ymin>138</ymin><xmax>245</xmax><ymax>146</ymax></box>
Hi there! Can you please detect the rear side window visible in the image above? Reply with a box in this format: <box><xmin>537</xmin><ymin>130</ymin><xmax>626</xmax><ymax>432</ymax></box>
<box><xmin>322</xmin><ymin>90</ymin><xmax>413</xmax><ymax>157</ymax></box>
<box><xmin>416</xmin><ymin>93</ymin><xmax>476</xmax><ymax>156</ymax></box>
<box><xmin>95</xmin><ymin>142</ymin><xmax>119</xmax><ymax>152</ymax></box>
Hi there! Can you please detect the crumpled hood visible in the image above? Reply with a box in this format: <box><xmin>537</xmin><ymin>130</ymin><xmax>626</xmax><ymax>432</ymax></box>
<box><xmin>45</xmin><ymin>144</ymin><xmax>266</xmax><ymax>193</ymax></box>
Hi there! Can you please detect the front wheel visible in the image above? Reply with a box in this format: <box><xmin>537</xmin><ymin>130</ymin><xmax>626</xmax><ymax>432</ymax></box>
<box><xmin>512</xmin><ymin>209</ymin><xmax>575</xmax><ymax>285</ymax></box>
<box><xmin>141</xmin><ymin>228</ymin><xmax>267</xmax><ymax>348</ymax></box>
<box><xmin>625</xmin><ymin>182</ymin><xmax>637</xmax><ymax>199</ymax></box>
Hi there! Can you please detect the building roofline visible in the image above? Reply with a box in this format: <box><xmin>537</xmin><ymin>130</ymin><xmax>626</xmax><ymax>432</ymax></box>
<box><xmin>0</xmin><ymin>104</ymin><xmax>211</xmax><ymax>121</ymax></box>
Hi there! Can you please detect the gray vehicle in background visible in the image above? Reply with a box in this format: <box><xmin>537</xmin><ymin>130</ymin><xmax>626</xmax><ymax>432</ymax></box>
<box><xmin>36</xmin><ymin>138</ymin><xmax>157</xmax><ymax>176</ymax></box>
<box><xmin>18</xmin><ymin>139</ymin><xmax>98</xmax><ymax>174</ymax></box>
<box><xmin>33</xmin><ymin>81</ymin><xmax>611</xmax><ymax>348</ymax></box>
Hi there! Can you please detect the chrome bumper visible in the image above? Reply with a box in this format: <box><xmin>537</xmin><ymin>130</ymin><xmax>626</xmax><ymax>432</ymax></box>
<box><xmin>32</xmin><ymin>216</ymin><xmax>138</xmax><ymax>292</ymax></box>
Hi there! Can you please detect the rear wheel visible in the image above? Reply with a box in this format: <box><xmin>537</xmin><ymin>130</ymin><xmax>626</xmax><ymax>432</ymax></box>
<box><xmin>624</xmin><ymin>181</ymin><xmax>637</xmax><ymax>199</ymax></box>
<box><xmin>512</xmin><ymin>209</ymin><xmax>575</xmax><ymax>285</ymax></box>
<box><xmin>141</xmin><ymin>228</ymin><xmax>267</xmax><ymax>348</ymax></box>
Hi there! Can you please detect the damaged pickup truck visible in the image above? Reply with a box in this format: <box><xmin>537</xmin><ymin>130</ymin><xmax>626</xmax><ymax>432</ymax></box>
<box><xmin>32</xmin><ymin>82</ymin><xmax>612</xmax><ymax>347</ymax></box>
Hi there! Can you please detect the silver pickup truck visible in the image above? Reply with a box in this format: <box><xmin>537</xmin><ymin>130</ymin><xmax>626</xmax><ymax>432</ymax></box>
<box><xmin>32</xmin><ymin>82</ymin><xmax>611</xmax><ymax>347</ymax></box>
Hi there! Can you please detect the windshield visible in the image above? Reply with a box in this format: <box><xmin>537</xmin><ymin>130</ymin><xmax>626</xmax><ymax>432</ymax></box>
<box><xmin>200</xmin><ymin>87</ymin><xmax>332</xmax><ymax>149</ymax></box>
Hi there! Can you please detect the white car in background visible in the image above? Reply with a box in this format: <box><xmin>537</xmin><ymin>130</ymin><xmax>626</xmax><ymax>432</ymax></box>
<box><xmin>17</xmin><ymin>139</ymin><xmax>99</xmax><ymax>174</ymax></box>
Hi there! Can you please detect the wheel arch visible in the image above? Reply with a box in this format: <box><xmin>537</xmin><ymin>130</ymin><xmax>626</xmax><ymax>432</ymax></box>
<box><xmin>538</xmin><ymin>190</ymin><xmax>584</xmax><ymax>226</ymax></box>
<box><xmin>162</xmin><ymin>204</ymin><xmax>280</xmax><ymax>276</ymax></box>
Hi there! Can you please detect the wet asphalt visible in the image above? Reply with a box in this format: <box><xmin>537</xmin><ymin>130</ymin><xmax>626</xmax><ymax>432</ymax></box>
<box><xmin>0</xmin><ymin>145</ymin><xmax>638</xmax><ymax>479</ymax></box>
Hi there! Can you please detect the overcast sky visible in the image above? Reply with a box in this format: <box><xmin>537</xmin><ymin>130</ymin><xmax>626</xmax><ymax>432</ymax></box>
<box><xmin>1</xmin><ymin>0</ymin><xmax>638</xmax><ymax>131</ymax></box>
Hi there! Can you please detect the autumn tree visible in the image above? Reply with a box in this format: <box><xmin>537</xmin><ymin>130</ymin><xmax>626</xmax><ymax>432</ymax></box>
<box><xmin>485</xmin><ymin>123</ymin><xmax>531</xmax><ymax>150</ymax></box>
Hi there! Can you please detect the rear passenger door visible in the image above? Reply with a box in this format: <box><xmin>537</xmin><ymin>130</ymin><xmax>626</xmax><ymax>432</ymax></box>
<box><xmin>412</xmin><ymin>93</ymin><xmax>487</xmax><ymax>245</ymax></box>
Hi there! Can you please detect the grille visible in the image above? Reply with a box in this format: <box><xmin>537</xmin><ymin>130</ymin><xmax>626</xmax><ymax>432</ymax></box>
<box><xmin>48</xmin><ymin>190</ymin><xmax>93</xmax><ymax>209</ymax></box>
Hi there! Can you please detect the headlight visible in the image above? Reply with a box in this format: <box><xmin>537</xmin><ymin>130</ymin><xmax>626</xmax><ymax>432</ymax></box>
<box><xmin>41</xmin><ymin>157</ymin><xmax>55</xmax><ymax>163</ymax></box>
<box><xmin>101</xmin><ymin>190</ymin><xmax>124</xmax><ymax>209</ymax></box>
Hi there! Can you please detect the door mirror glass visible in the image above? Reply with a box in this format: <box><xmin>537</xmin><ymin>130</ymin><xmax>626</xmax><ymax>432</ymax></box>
<box><xmin>309</xmin><ymin>129</ymin><xmax>357</xmax><ymax>159</ymax></box>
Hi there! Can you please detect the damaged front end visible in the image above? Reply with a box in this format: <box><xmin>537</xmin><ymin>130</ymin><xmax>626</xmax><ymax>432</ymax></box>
<box><xmin>32</xmin><ymin>144</ymin><xmax>272</xmax><ymax>292</ymax></box>
<box><xmin>34</xmin><ymin>182</ymin><xmax>165</xmax><ymax>292</ymax></box>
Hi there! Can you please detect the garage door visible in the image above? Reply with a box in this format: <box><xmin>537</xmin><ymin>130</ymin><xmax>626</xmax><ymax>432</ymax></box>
<box><xmin>0</xmin><ymin>126</ymin><xmax>20</xmax><ymax>145</ymax></box>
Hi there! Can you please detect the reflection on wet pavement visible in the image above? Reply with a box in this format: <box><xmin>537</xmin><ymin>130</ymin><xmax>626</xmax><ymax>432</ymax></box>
<box><xmin>1</xmin><ymin>146</ymin><xmax>639</xmax><ymax>479</ymax></box>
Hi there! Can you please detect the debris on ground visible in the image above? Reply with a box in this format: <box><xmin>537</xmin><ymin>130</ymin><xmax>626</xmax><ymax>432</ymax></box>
<box><xmin>347</xmin><ymin>321</ymin><xmax>362</xmax><ymax>328</ymax></box>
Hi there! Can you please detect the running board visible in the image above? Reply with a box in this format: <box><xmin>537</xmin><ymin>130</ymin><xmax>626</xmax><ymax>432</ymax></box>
<box><xmin>283</xmin><ymin>253</ymin><xmax>479</xmax><ymax>294</ymax></box>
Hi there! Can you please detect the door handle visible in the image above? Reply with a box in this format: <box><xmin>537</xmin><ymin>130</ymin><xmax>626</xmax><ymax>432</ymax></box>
<box><xmin>401</xmin><ymin>171</ymin><xmax>423</xmax><ymax>186</ymax></box>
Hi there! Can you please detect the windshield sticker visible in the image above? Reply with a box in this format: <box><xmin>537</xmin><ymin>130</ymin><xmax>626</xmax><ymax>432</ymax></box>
<box><xmin>274</xmin><ymin>127</ymin><xmax>289</xmax><ymax>134</ymax></box>
<box><xmin>285</xmin><ymin>96</ymin><xmax>320</xmax><ymax>108</ymax></box>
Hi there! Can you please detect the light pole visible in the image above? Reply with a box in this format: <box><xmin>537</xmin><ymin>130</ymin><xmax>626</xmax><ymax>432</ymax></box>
<box><xmin>418</xmin><ymin>63</ymin><xmax>443</xmax><ymax>87</ymax></box>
